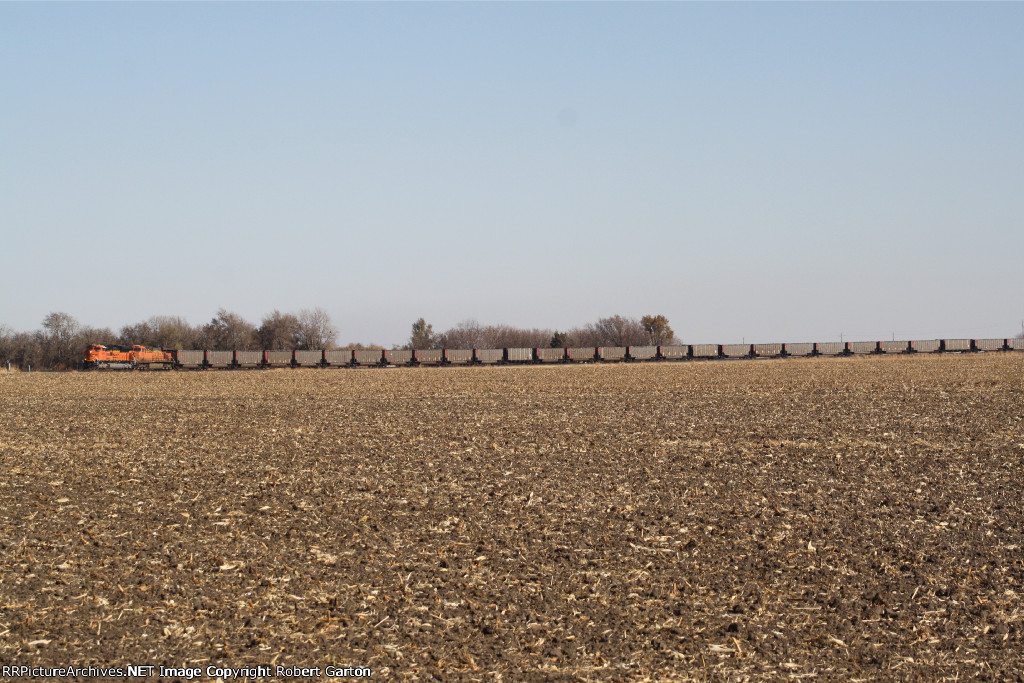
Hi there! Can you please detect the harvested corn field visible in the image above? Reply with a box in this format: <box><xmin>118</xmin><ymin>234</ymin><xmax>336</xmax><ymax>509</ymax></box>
<box><xmin>0</xmin><ymin>355</ymin><xmax>1022</xmax><ymax>680</ymax></box>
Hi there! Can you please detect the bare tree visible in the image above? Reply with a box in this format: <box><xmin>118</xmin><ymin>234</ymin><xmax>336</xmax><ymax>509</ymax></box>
<box><xmin>257</xmin><ymin>310</ymin><xmax>300</xmax><ymax>350</ymax></box>
<box><xmin>567</xmin><ymin>315</ymin><xmax>647</xmax><ymax>347</ymax></box>
<box><xmin>42</xmin><ymin>311</ymin><xmax>79</xmax><ymax>344</ymax></box>
<box><xmin>120</xmin><ymin>316</ymin><xmax>199</xmax><ymax>349</ymax></box>
<box><xmin>481</xmin><ymin>325</ymin><xmax>551</xmax><ymax>349</ymax></box>
<box><xmin>600</xmin><ymin>315</ymin><xmax>647</xmax><ymax>346</ymax></box>
<box><xmin>341</xmin><ymin>342</ymin><xmax>384</xmax><ymax>350</ymax></box>
<box><xmin>42</xmin><ymin>312</ymin><xmax>81</xmax><ymax>369</ymax></box>
<box><xmin>1</xmin><ymin>331</ymin><xmax>44</xmax><ymax>370</ymax></box>
<box><xmin>119</xmin><ymin>320</ymin><xmax>154</xmax><ymax>346</ymax></box>
<box><xmin>641</xmin><ymin>314</ymin><xmax>677</xmax><ymax>345</ymax></box>
<box><xmin>148</xmin><ymin>316</ymin><xmax>199</xmax><ymax>349</ymax></box>
<box><xmin>295</xmin><ymin>308</ymin><xmax>337</xmax><ymax>349</ymax></box>
<box><xmin>201</xmin><ymin>309</ymin><xmax>257</xmax><ymax>350</ymax></box>
<box><xmin>437</xmin><ymin>319</ymin><xmax>486</xmax><ymax>349</ymax></box>
<box><xmin>0</xmin><ymin>324</ymin><xmax>12</xmax><ymax>357</ymax></box>
<box><xmin>409</xmin><ymin>318</ymin><xmax>436</xmax><ymax>350</ymax></box>
<box><xmin>0</xmin><ymin>324</ymin><xmax>15</xmax><ymax>369</ymax></box>
<box><xmin>79</xmin><ymin>325</ymin><xmax>118</xmax><ymax>346</ymax></box>
<box><xmin>566</xmin><ymin>325</ymin><xmax>600</xmax><ymax>347</ymax></box>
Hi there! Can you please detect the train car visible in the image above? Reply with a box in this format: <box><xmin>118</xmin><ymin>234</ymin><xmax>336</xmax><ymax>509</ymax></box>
<box><xmin>627</xmin><ymin>345</ymin><xmax>657</xmax><ymax>361</ymax></box>
<box><xmin>815</xmin><ymin>342</ymin><xmax>846</xmax><ymax>356</ymax></box>
<box><xmin>974</xmin><ymin>338</ymin><xmax>1005</xmax><ymax>352</ymax></box>
<box><xmin>911</xmin><ymin>340</ymin><xmax>941</xmax><ymax>353</ymax></box>
<box><xmin>175</xmin><ymin>350</ymin><xmax>206</xmax><ymax>369</ymax></box>
<box><xmin>265</xmin><ymin>350</ymin><xmax>293</xmax><ymax>368</ymax></box>
<box><xmin>134</xmin><ymin>345</ymin><xmax>174</xmax><ymax>369</ymax></box>
<box><xmin>942</xmin><ymin>339</ymin><xmax>971</xmax><ymax>352</ymax></box>
<box><xmin>691</xmin><ymin>344</ymin><xmax>718</xmax><ymax>359</ymax></box>
<box><xmin>754</xmin><ymin>343</ymin><xmax>783</xmax><ymax>358</ymax></box>
<box><xmin>235</xmin><ymin>351</ymin><xmax>263</xmax><ymax>368</ymax></box>
<box><xmin>351</xmin><ymin>349</ymin><xmax>384</xmax><ymax>366</ymax></box>
<box><xmin>325</xmin><ymin>349</ymin><xmax>353</xmax><ymax>367</ymax></box>
<box><xmin>444</xmin><ymin>349</ymin><xmax>473</xmax><ymax>365</ymax></box>
<box><xmin>413</xmin><ymin>349</ymin><xmax>444</xmax><ymax>366</ymax></box>
<box><xmin>475</xmin><ymin>348</ymin><xmax>503</xmax><ymax>364</ymax></box>
<box><xmin>83</xmin><ymin>344</ymin><xmax>130</xmax><ymax>370</ymax></box>
<box><xmin>721</xmin><ymin>344</ymin><xmax>751</xmax><ymax>359</ymax></box>
<box><xmin>206</xmin><ymin>350</ymin><xmax>234</xmax><ymax>368</ymax></box>
<box><xmin>294</xmin><ymin>350</ymin><xmax>323</xmax><ymax>367</ymax></box>
<box><xmin>383</xmin><ymin>349</ymin><xmax>412</xmax><ymax>366</ymax></box>
<box><xmin>599</xmin><ymin>346</ymin><xmax>627</xmax><ymax>362</ymax></box>
<box><xmin>534</xmin><ymin>347</ymin><xmax>564</xmax><ymax>364</ymax></box>
<box><xmin>84</xmin><ymin>344</ymin><xmax>174</xmax><ymax>370</ymax></box>
<box><xmin>659</xmin><ymin>345</ymin><xmax>688</xmax><ymax>360</ymax></box>
<box><xmin>848</xmin><ymin>341</ymin><xmax>877</xmax><ymax>355</ymax></box>
<box><xmin>880</xmin><ymin>341</ymin><xmax>911</xmax><ymax>354</ymax></box>
<box><xmin>1009</xmin><ymin>337</ymin><xmax>1024</xmax><ymax>351</ymax></box>
<box><xmin>504</xmin><ymin>348</ymin><xmax>533</xmax><ymax>363</ymax></box>
<box><xmin>567</xmin><ymin>347</ymin><xmax>597</xmax><ymax>363</ymax></box>
<box><xmin>783</xmin><ymin>343</ymin><xmax>814</xmax><ymax>357</ymax></box>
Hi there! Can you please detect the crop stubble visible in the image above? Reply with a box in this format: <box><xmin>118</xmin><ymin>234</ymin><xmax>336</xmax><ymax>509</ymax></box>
<box><xmin>0</xmin><ymin>355</ymin><xmax>1022</xmax><ymax>680</ymax></box>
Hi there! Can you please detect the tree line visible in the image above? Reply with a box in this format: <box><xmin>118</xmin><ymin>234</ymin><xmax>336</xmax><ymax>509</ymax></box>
<box><xmin>0</xmin><ymin>310</ymin><xmax>678</xmax><ymax>370</ymax></box>
<box><xmin>9</xmin><ymin>308</ymin><xmax>1022</xmax><ymax>371</ymax></box>
<box><xmin>410</xmin><ymin>314</ymin><xmax>677</xmax><ymax>350</ymax></box>
<box><xmin>0</xmin><ymin>308</ymin><xmax>337</xmax><ymax>371</ymax></box>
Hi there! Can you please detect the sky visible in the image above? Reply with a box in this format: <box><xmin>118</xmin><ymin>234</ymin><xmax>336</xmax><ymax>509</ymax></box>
<box><xmin>2</xmin><ymin>2</ymin><xmax>1023</xmax><ymax>347</ymax></box>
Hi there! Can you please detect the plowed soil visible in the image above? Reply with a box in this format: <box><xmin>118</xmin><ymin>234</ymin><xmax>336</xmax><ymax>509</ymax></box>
<box><xmin>1</xmin><ymin>354</ymin><xmax>1022</xmax><ymax>681</ymax></box>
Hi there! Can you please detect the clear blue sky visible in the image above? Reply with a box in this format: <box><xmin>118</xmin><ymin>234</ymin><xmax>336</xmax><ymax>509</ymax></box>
<box><xmin>3</xmin><ymin>2</ymin><xmax>1022</xmax><ymax>346</ymax></box>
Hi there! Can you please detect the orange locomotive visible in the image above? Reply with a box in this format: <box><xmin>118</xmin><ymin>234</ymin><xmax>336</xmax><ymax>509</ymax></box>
<box><xmin>83</xmin><ymin>344</ymin><xmax>174</xmax><ymax>370</ymax></box>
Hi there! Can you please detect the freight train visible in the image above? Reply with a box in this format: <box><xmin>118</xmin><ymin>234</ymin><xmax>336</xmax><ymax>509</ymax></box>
<box><xmin>83</xmin><ymin>344</ymin><xmax>175</xmax><ymax>370</ymax></box>
<box><xmin>83</xmin><ymin>338</ymin><xmax>1024</xmax><ymax>370</ymax></box>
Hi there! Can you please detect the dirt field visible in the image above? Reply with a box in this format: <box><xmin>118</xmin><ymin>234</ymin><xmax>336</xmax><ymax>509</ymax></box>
<box><xmin>0</xmin><ymin>355</ymin><xmax>1022</xmax><ymax>681</ymax></box>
